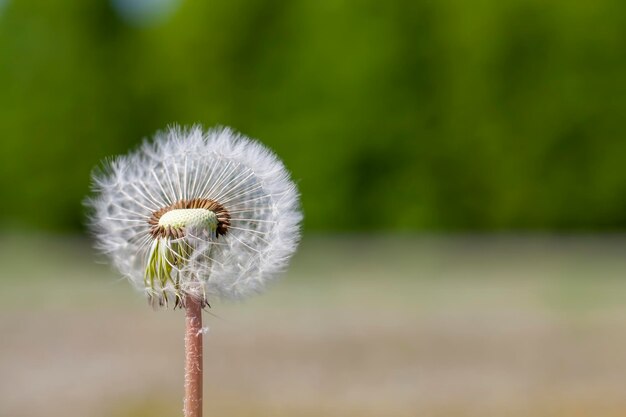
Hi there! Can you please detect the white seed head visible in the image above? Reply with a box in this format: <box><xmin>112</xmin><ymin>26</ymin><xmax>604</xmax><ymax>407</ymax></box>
<box><xmin>86</xmin><ymin>125</ymin><xmax>302</xmax><ymax>308</ymax></box>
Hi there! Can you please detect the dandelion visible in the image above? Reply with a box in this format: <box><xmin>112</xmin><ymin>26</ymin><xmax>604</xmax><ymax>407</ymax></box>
<box><xmin>86</xmin><ymin>125</ymin><xmax>301</xmax><ymax>417</ymax></box>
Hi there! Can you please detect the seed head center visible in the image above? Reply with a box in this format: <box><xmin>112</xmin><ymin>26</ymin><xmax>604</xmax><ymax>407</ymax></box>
<box><xmin>149</xmin><ymin>198</ymin><xmax>230</xmax><ymax>239</ymax></box>
<box><xmin>158</xmin><ymin>208</ymin><xmax>217</xmax><ymax>232</ymax></box>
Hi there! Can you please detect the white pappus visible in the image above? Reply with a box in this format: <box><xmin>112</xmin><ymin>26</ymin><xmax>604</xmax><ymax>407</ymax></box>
<box><xmin>86</xmin><ymin>126</ymin><xmax>302</xmax><ymax>308</ymax></box>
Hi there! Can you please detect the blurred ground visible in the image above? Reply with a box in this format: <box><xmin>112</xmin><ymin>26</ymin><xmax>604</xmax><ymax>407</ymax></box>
<box><xmin>1</xmin><ymin>234</ymin><xmax>626</xmax><ymax>417</ymax></box>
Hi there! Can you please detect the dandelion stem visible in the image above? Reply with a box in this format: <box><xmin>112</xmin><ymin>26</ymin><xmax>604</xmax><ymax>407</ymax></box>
<box><xmin>184</xmin><ymin>296</ymin><xmax>203</xmax><ymax>417</ymax></box>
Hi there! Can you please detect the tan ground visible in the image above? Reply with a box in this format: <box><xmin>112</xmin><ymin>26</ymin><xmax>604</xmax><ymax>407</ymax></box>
<box><xmin>1</xmin><ymin>235</ymin><xmax>626</xmax><ymax>417</ymax></box>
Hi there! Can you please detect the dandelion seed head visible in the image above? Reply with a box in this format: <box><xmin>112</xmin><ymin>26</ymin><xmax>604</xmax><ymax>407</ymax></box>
<box><xmin>86</xmin><ymin>125</ymin><xmax>302</xmax><ymax>307</ymax></box>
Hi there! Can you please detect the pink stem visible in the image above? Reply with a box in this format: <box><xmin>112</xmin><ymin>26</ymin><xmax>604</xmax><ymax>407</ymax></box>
<box><xmin>184</xmin><ymin>296</ymin><xmax>203</xmax><ymax>417</ymax></box>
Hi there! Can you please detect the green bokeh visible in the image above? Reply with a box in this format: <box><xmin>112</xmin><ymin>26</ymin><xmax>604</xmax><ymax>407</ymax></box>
<box><xmin>1</xmin><ymin>0</ymin><xmax>625</xmax><ymax>232</ymax></box>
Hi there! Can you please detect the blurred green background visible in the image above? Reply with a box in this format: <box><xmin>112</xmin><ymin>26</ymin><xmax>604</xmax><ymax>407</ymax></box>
<box><xmin>2</xmin><ymin>0</ymin><xmax>626</xmax><ymax>232</ymax></box>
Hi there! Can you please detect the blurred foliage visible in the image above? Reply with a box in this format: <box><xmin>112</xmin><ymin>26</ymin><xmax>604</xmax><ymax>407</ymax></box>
<box><xmin>1</xmin><ymin>0</ymin><xmax>626</xmax><ymax>232</ymax></box>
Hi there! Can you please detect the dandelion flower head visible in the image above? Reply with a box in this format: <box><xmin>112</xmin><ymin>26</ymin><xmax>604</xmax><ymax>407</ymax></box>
<box><xmin>87</xmin><ymin>126</ymin><xmax>302</xmax><ymax>307</ymax></box>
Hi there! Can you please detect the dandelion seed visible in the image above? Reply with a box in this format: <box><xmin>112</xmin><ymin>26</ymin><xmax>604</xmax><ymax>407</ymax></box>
<box><xmin>85</xmin><ymin>125</ymin><xmax>302</xmax><ymax>417</ymax></box>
